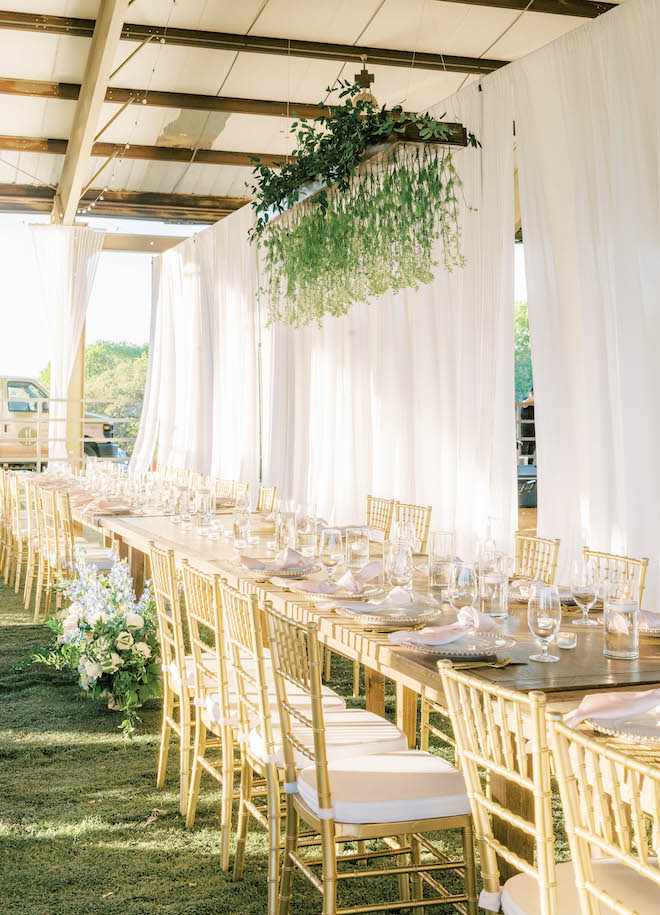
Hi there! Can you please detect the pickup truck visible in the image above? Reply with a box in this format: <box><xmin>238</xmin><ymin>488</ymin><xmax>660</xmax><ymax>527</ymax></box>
<box><xmin>0</xmin><ymin>375</ymin><xmax>128</xmax><ymax>468</ymax></box>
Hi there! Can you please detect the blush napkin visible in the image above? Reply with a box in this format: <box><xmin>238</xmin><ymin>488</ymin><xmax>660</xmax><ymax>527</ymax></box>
<box><xmin>563</xmin><ymin>688</ymin><xmax>660</xmax><ymax>729</ymax></box>
<box><xmin>239</xmin><ymin>547</ymin><xmax>317</xmax><ymax>573</ymax></box>
<box><xmin>388</xmin><ymin>606</ymin><xmax>499</xmax><ymax>646</ymax></box>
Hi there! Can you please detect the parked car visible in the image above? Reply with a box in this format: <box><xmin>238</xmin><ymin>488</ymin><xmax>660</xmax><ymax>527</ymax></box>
<box><xmin>0</xmin><ymin>375</ymin><xmax>128</xmax><ymax>468</ymax></box>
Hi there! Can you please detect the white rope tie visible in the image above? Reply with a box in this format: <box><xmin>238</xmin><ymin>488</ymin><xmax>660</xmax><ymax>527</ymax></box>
<box><xmin>317</xmin><ymin>806</ymin><xmax>335</xmax><ymax>820</ymax></box>
<box><xmin>479</xmin><ymin>888</ymin><xmax>502</xmax><ymax>911</ymax></box>
<box><xmin>284</xmin><ymin>782</ymin><xmax>298</xmax><ymax>794</ymax></box>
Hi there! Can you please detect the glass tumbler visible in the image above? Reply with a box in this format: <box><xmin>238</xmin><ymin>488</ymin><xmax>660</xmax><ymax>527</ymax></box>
<box><xmin>428</xmin><ymin>530</ymin><xmax>456</xmax><ymax>591</ymax></box>
<box><xmin>346</xmin><ymin>528</ymin><xmax>370</xmax><ymax>571</ymax></box>
<box><xmin>603</xmin><ymin>597</ymin><xmax>639</xmax><ymax>660</ymax></box>
<box><xmin>385</xmin><ymin>540</ymin><xmax>414</xmax><ymax>589</ymax></box>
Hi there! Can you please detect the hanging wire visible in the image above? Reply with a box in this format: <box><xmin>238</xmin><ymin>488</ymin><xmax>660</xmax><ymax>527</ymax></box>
<box><xmin>455</xmin><ymin>0</ymin><xmax>536</xmax><ymax>94</ymax></box>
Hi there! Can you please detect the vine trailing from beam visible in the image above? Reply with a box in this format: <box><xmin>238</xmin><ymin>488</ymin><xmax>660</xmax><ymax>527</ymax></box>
<box><xmin>248</xmin><ymin>81</ymin><xmax>479</xmax><ymax>327</ymax></box>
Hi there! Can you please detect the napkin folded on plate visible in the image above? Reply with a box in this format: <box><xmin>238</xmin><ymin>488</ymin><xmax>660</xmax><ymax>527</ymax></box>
<box><xmin>563</xmin><ymin>688</ymin><xmax>660</xmax><ymax>728</ymax></box>
<box><xmin>279</xmin><ymin>561</ymin><xmax>382</xmax><ymax>596</ymax></box>
<box><xmin>388</xmin><ymin>606</ymin><xmax>499</xmax><ymax>646</ymax></box>
<box><xmin>83</xmin><ymin>497</ymin><xmax>133</xmax><ymax>514</ymax></box>
<box><xmin>639</xmin><ymin>609</ymin><xmax>660</xmax><ymax>630</ymax></box>
<box><xmin>240</xmin><ymin>547</ymin><xmax>317</xmax><ymax>573</ymax></box>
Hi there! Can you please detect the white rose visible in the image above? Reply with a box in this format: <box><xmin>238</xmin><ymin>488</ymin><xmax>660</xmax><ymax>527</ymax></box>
<box><xmin>104</xmin><ymin>652</ymin><xmax>124</xmax><ymax>674</ymax></box>
<box><xmin>132</xmin><ymin>641</ymin><xmax>151</xmax><ymax>659</ymax></box>
<box><xmin>115</xmin><ymin>630</ymin><xmax>134</xmax><ymax>650</ymax></box>
<box><xmin>63</xmin><ymin>616</ymin><xmax>79</xmax><ymax>633</ymax></box>
<box><xmin>89</xmin><ymin>610</ymin><xmax>108</xmax><ymax>626</ymax></box>
<box><xmin>125</xmin><ymin>613</ymin><xmax>144</xmax><ymax>630</ymax></box>
<box><xmin>84</xmin><ymin>660</ymin><xmax>103</xmax><ymax>680</ymax></box>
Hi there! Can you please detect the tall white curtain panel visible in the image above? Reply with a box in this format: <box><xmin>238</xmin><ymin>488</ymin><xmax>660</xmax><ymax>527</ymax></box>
<box><xmin>512</xmin><ymin>0</ymin><xmax>660</xmax><ymax>601</ymax></box>
<box><xmin>132</xmin><ymin>205</ymin><xmax>260</xmax><ymax>488</ymax></box>
<box><xmin>30</xmin><ymin>225</ymin><xmax>105</xmax><ymax>462</ymax></box>
<box><xmin>263</xmin><ymin>74</ymin><xmax>518</xmax><ymax>557</ymax></box>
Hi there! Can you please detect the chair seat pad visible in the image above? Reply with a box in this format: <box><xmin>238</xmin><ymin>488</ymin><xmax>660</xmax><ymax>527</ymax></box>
<box><xmin>296</xmin><ymin>750</ymin><xmax>470</xmax><ymax>825</ymax></box>
<box><xmin>201</xmin><ymin>677</ymin><xmax>346</xmax><ymax>731</ymax></box>
<box><xmin>501</xmin><ymin>857</ymin><xmax>660</xmax><ymax>915</ymax></box>
<box><xmin>250</xmin><ymin>708</ymin><xmax>408</xmax><ymax>768</ymax></box>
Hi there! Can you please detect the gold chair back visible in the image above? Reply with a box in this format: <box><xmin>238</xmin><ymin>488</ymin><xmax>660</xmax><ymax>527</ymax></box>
<box><xmin>40</xmin><ymin>489</ymin><xmax>61</xmax><ymax>571</ymax></box>
<box><xmin>256</xmin><ymin>485</ymin><xmax>276</xmax><ymax>514</ymax></box>
<box><xmin>582</xmin><ymin>547</ymin><xmax>649</xmax><ymax>606</ymax></box>
<box><xmin>148</xmin><ymin>543</ymin><xmax>187</xmax><ymax>692</ymax></box>
<box><xmin>56</xmin><ymin>491</ymin><xmax>77</xmax><ymax>569</ymax></box>
<box><xmin>549</xmin><ymin>713</ymin><xmax>660</xmax><ymax>915</ymax></box>
<box><xmin>514</xmin><ymin>532</ymin><xmax>560</xmax><ymax>583</ymax></box>
<box><xmin>180</xmin><ymin>563</ymin><xmax>230</xmax><ymax>714</ymax></box>
<box><xmin>438</xmin><ymin>662</ymin><xmax>556</xmax><ymax>911</ymax></box>
<box><xmin>394</xmin><ymin>501</ymin><xmax>432</xmax><ymax>552</ymax></box>
<box><xmin>215</xmin><ymin>478</ymin><xmax>234</xmax><ymax>499</ymax></box>
<box><xmin>233</xmin><ymin>481</ymin><xmax>249</xmax><ymax>501</ymax></box>
<box><xmin>366</xmin><ymin>495</ymin><xmax>395</xmax><ymax>538</ymax></box>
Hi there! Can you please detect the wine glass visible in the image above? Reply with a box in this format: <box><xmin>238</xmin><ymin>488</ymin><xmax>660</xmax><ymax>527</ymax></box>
<box><xmin>320</xmin><ymin>529</ymin><xmax>343</xmax><ymax>581</ymax></box>
<box><xmin>570</xmin><ymin>558</ymin><xmax>599</xmax><ymax>626</ymax></box>
<box><xmin>528</xmin><ymin>583</ymin><xmax>561</xmax><ymax>662</ymax></box>
<box><xmin>448</xmin><ymin>562</ymin><xmax>478</xmax><ymax>612</ymax></box>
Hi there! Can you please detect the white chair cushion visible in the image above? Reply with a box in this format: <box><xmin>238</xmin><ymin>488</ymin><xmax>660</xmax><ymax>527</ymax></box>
<box><xmin>501</xmin><ymin>857</ymin><xmax>660</xmax><ymax>915</ymax></box>
<box><xmin>250</xmin><ymin>708</ymin><xmax>408</xmax><ymax>768</ymax></box>
<box><xmin>202</xmin><ymin>678</ymin><xmax>346</xmax><ymax>731</ymax></box>
<box><xmin>296</xmin><ymin>750</ymin><xmax>470</xmax><ymax>825</ymax></box>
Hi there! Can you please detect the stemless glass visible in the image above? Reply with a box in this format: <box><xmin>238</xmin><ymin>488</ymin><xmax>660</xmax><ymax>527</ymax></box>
<box><xmin>233</xmin><ymin>506</ymin><xmax>251</xmax><ymax>548</ymax></box>
<box><xmin>570</xmin><ymin>558</ymin><xmax>599</xmax><ymax>626</ymax></box>
<box><xmin>320</xmin><ymin>529</ymin><xmax>343</xmax><ymax>581</ymax></box>
<box><xmin>448</xmin><ymin>562</ymin><xmax>478</xmax><ymax>612</ymax></box>
<box><xmin>385</xmin><ymin>540</ymin><xmax>414</xmax><ymax>589</ymax></box>
<box><xmin>346</xmin><ymin>528</ymin><xmax>370</xmax><ymax>571</ymax></box>
<box><xmin>428</xmin><ymin>530</ymin><xmax>456</xmax><ymax>591</ymax></box>
<box><xmin>603</xmin><ymin>578</ymin><xmax>639</xmax><ymax>660</ymax></box>
<box><xmin>392</xmin><ymin>520</ymin><xmax>416</xmax><ymax>549</ymax></box>
<box><xmin>297</xmin><ymin>507</ymin><xmax>318</xmax><ymax>557</ymax></box>
<box><xmin>528</xmin><ymin>583</ymin><xmax>561</xmax><ymax>662</ymax></box>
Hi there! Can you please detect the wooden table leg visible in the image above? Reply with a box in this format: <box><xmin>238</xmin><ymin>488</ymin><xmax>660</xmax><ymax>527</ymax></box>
<box><xmin>128</xmin><ymin>546</ymin><xmax>145</xmax><ymax>598</ymax></box>
<box><xmin>490</xmin><ymin>773</ymin><xmax>534</xmax><ymax>881</ymax></box>
<box><xmin>364</xmin><ymin>667</ymin><xmax>386</xmax><ymax>717</ymax></box>
<box><xmin>396</xmin><ymin>682</ymin><xmax>418</xmax><ymax>748</ymax></box>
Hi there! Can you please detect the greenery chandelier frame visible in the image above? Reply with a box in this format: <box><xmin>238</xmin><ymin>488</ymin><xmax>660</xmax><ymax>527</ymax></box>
<box><xmin>248</xmin><ymin>81</ymin><xmax>478</xmax><ymax>328</ymax></box>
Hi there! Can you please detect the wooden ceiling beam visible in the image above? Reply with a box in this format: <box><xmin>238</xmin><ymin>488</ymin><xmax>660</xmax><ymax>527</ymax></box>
<box><xmin>431</xmin><ymin>0</ymin><xmax>615</xmax><ymax>16</ymax></box>
<box><xmin>0</xmin><ymin>183</ymin><xmax>249</xmax><ymax>224</ymax></box>
<box><xmin>52</xmin><ymin>0</ymin><xmax>130</xmax><ymax>224</ymax></box>
<box><xmin>0</xmin><ymin>133</ymin><xmax>288</xmax><ymax>167</ymax></box>
<box><xmin>101</xmin><ymin>233</ymin><xmax>188</xmax><ymax>253</ymax></box>
<box><xmin>0</xmin><ymin>10</ymin><xmax>507</xmax><ymax>75</ymax></box>
<box><xmin>0</xmin><ymin>77</ymin><xmax>330</xmax><ymax>119</ymax></box>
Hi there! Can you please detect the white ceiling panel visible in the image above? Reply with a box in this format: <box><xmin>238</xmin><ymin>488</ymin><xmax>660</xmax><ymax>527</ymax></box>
<box><xmin>487</xmin><ymin>11</ymin><xmax>586</xmax><ymax>60</ymax></box>
<box><xmin>249</xmin><ymin>0</ymin><xmax>382</xmax><ymax>43</ymax></box>
<box><xmin>0</xmin><ymin>31</ymin><xmax>88</xmax><ymax>82</ymax></box>
<box><xmin>107</xmin><ymin>41</ymin><xmax>238</xmax><ymax>95</ymax></box>
<box><xmin>0</xmin><ymin>148</ymin><xmax>63</xmax><ymax>186</ymax></box>
<box><xmin>0</xmin><ymin>95</ymin><xmax>75</xmax><ymax>139</ymax></box>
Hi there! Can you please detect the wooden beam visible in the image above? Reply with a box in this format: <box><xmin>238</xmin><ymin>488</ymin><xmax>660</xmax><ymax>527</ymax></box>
<box><xmin>0</xmin><ymin>183</ymin><xmax>249</xmax><ymax>224</ymax></box>
<box><xmin>0</xmin><ymin>134</ymin><xmax>290</xmax><ymax>167</ymax></box>
<box><xmin>0</xmin><ymin>77</ymin><xmax>331</xmax><ymax>119</ymax></box>
<box><xmin>431</xmin><ymin>0</ymin><xmax>615</xmax><ymax>16</ymax></box>
<box><xmin>102</xmin><ymin>233</ymin><xmax>187</xmax><ymax>252</ymax></box>
<box><xmin>53</xmin><ymin>0</ymin><xmax>130</xmax><ymax>225</ymax></box>
<box><xmin>0</xmin><ymin>10</ymin><xmax>508</xmax><ymax>75</ymax></box>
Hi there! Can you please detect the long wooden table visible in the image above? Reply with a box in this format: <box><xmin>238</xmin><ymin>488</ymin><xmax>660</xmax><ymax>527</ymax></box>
<box><xmin>87</xmin><ymin>510</ymin><xmax>660</xmax><ymax>876</ymax></box>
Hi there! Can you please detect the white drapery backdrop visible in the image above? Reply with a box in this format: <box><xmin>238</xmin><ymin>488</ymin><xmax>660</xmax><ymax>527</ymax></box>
<box><xmin>263</xmin><ymin>75</ymin><xmax>518</xmax><ymax>556</ymax></box>
<box><xmin>512</xmin><ymin>0</ymin><xmax>660</xmax><ymax>601</ymax></box>
<box><xmin>132</xmin><ymin>205</ymin><xmax>260</xmax><ymax>488</ymax></box>
<box><xmin>30</xmin><ymin>225</ymin><xmax>105</xmax><ymax>461</ymax></box>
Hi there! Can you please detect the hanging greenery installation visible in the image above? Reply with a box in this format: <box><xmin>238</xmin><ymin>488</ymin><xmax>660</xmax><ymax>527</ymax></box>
<box><xmin>249</xmin><ymin>81</ymin><xmax>478</xmax><ymax>328</ymax></box>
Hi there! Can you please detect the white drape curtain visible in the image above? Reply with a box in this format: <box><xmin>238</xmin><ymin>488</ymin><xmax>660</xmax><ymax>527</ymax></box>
<box><xmin>263</xmin><ymin>75</ymin><xmax>517</xmax><ymax>555</ymax></box>
<box><xmin>512</xmin><ymin>0</ymin><xmax>660</xmax><ymax>600</ymax></box>
<box><xmin>30</xmin><ymin>225</ymin><xmax>105</xmax><ymax>461</ymax></box>
<box><xmin>131</xmin><ymin>205</ymin><xmax>260</xmax><ymax>488</ymax></box>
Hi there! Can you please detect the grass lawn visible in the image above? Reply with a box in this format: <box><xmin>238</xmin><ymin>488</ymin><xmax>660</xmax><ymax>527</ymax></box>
<box><xmin>0</xmin><ymin>579</ymin><xmax>481</xmax><ymax>915</ymax></box>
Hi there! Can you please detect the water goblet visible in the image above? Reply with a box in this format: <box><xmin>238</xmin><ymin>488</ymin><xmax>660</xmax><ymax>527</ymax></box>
<box><xmin>448</xmin><ymin>562</ymin><xmax>478</xmax><ymax>612</ymax></box>
<box><xmin>385</xmin><ymin>540</ymin><xmax>414</xmax><ymax>589</ymax></box>
<box><xmin>528</xmin><ymin>583</ymin><xmax>561</xmax><ymax>662</ymax></box>
<box><xmin>570</xmin><ymin>558</ymin><xmax>599</xmax><ymax>626</ymax></box>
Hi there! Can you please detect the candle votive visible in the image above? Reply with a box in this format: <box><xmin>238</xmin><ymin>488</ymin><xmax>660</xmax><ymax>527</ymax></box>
<box><xmin>556</xmin><ymin>632</ymin><xmax>577</xmax><ymax>649</ymax></box>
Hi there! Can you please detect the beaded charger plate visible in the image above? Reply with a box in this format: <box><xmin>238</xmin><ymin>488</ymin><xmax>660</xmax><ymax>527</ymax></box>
<box><xmin>222</xmin><ymin>560</ymin><xmax>323</xmax><ymax>580</ymax></box>
<box><xmin>332</xmin><ymin>602</ymin><xmax>439</xmax><ymax>629</ymax></box>
<box><xmin>596</xmin><ymin>618</ymin><xmax>660</xmax><ymax>637</ymax></box>
<box><xmin>585</xmin><ymin>713</ymin><xmax>660</xmax><ymax>744</ymax></box>
<box><xmin>283</xmin><ymin>583</ymin><xmax>385</xmax><ymax>600</ymax></box>
<box><xmin>397</xmin><ymin>632</ymin><xmax>517</xmax><ymax>659</ymax></box>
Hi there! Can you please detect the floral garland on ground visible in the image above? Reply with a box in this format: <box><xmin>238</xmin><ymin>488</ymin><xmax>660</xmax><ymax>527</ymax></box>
<box><xmin>33</xmin><ymin>551</ymin><xmax>161</xmax><ymax>738</ymax></box>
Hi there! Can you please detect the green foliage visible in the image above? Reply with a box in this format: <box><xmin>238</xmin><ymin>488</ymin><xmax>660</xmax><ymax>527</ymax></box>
<box><xmin>514</xmin><ymin>301</ymin><xmax>534</xmax><ymax>402</ymax></box>
<box><xmin>249</xmin><ymin>81</ymin><xmax>477</xmax><ymax>327</ymax></box>
<box><xmin>40</xmin><ymin>341</ymin><xmax>148</xmax><ymax>456</ymax></box>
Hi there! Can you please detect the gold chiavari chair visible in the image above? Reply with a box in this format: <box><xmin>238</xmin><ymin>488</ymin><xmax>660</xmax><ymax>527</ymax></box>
<box><xmin>514</xmin><ymin>532</ymin><xmax>560</xmax><ymax>583</ymax></box>
<box><xmin>549</xmin><ymin>713</ymin><xmax>660</xmax><ymax>915</ymax></box>
<box><xmin>56</xmin><ymin>491</ymin><xmax>115</xmax><ymax>573</ymax></box>
<box><xmin>366</xmin><ymin>494</ymin><xmax>395</xmax><ymax>538</ymax></box>
<box><xmin>233</xmin><ymin>481</ymin><xmax>249</xmax><ymax>501</ymax></box>
<box><xmin>267</xmin><ymin>606</ymin><xmax>478</xmax><ymax>915</ymax></box>
<box><xmin>0</xmin><ymin>469</ymin><xmax>12</xmax><ymax>583</ymax></box>
<box><xmin>224</xmin><ymin>585</ymin><xmax>407</xmax><ymax>914</ymax></box>
<box><xmin>214</xmin><ymin>478</ymin><xmax>234</xmax><ymax>500</ymax></box>
<box><xmin>394</xmin><ymin>500</ymin><xmax>432</xmax><ymax>552</ymax></box>
<box><xmin>36</xmin><ymin>488</ymin><xmax>64</xmax><ymax>620</ymax></box>
<box><xmin>180</xmin><ymin>563</ymin><xmax>236</xmax><ymax>868</ymax></box>
<box><xmin>7</xmin><ymin>474</ymin><xmax>28</xmax><ymax>593</ymax></box>
<box><xmin>438</xmin><ymin>662</ymin><xmax>556</xmax><ymax>915</ymax></box>
<box><xmin>257</xmin><ymin>484</ymin><xmax>277</xmax><ymax>514</ymax></box>
<box><xmin>583</xmin><ymin>546</ymin><xmax>649</xmax><ymax>607</ymax></box>
<box><xmin>149</xmin><ymin>543</ymin><xmax>194</xmax><ymax>817</ymax></box>
<box><xmin>23</xmin><ymin>479</ymin><xmax>39</xmax><ymax>612</ymax></box>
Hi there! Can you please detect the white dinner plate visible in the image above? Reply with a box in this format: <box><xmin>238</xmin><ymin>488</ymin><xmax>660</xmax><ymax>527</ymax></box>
<box><xmin>585</xmin><ymin>712</ymin><xmax>660</xmax><ymax>744</ymax></box>
<box><xmin>397</xmin><ymin>633</ymin><xmax>517</xmax><ymax>659</ymax></box>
